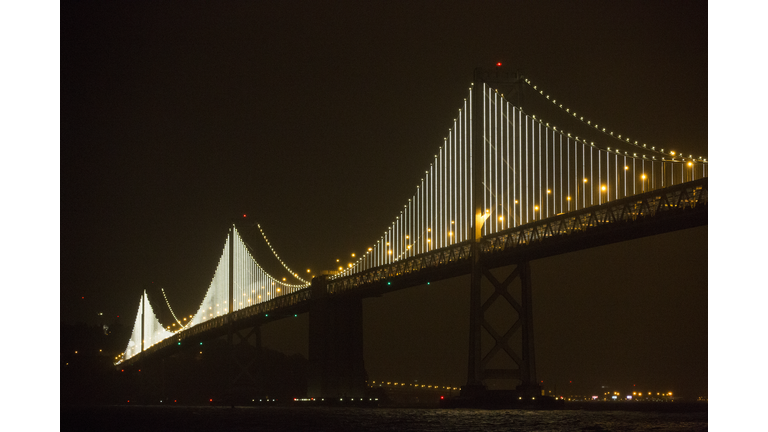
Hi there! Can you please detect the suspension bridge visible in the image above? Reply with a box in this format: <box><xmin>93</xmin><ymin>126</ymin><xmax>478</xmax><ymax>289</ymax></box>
<box><xmin>115</xmin><ymin>68</ymin><xmax>707</xmax><ymax>402</ymax></box>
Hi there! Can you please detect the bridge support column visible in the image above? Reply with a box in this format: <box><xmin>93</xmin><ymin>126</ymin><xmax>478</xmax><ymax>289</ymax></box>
<box><xmin>307</xmin><ymin>276</ymin><xmax>366</xmax><ymax>399</ymax></box>
<box><xmin>461</xmin><ymin>261</ymin><xmax>541</xmax><ymax>399</ymax></box>
<box><xmin>224</xmin><ymin>323</ymin><xmax>263</xmax><ymax>403</ymax></box>
<box><xmin>517</xmin><ymin>261</ymin><xmax>540</xmax><ymax>397</ymax></box>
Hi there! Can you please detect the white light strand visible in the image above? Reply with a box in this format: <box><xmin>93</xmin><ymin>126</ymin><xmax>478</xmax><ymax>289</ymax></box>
<box><xmin>143</xmin><ymin>290</ymin><xmax>174</xmax><ymax>350</ymax></box>
<box><xmin>523</xmin><ymin>79</ymin><xmax>708</xmax><ymax>163</ymax></box>
<box><xmin>161</xmin><ymin>287</ymin><xmax>186</xmax><ymax>329</ymax></box>
<box><xmin>122</xmin><ymin>296</ymin><xmax>143</xmax><ymax>361</ymax></box>
<box><xmin>257</xmin><ymin>224</ymin><xmax>310</xmax><ymax>285</ymax></box>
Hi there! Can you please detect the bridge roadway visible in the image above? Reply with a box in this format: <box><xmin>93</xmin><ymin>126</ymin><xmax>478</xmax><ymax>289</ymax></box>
<box><xmin>124</xmin><ymin>177</ymin><xmax>707</xmax><ymax>368</ymax></box>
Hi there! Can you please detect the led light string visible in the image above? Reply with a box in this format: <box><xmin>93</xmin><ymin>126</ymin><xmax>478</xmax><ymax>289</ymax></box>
<box><xmin>316</xmin><ymin>82</ymin><xmax>708</xmax><ymax>283</ymax></box>
<box><xmin>331</xmin><ymin>98</ymin><xmax>474</xmax><ymax>280</ymax></box>
<box><xmin>120</xmin><ymin>227</ymin><xmax>313</xmax><ymax>362</ymax></box>
<box><xmin>190</xmin><ymin>236</ymin><xmax>230</xmax><ymax>326</ymax></box>
<box><xmin>161</xmin><ymin>287</ymin><xmax>187</xmax><ymax>330</ymax></box>
<box><xmin>494</xmin><ymin>87</ymin><xmax>707</xmax><ymax>187</ymax></box>
<box><xmin>522</xmin><ymin>79</ymin><xmax>708</xmax><ymax>163</ymax></box>
<box><xmin>122</xmin><ymin>296</ymin><xmax>144</xmax><ymax>361</ymax></box>
<box><xmin>257</xmin><ymin>224</ymin><xmax>310</xmax><ymax>285</ymax></box>
<box><xmin>239</xmin><ymin>226</ymin><xmax>309</xmax><ymax>289</ymax></box>
<box><xmin>143</xmin><ymin>290</ymin><xmax>174</xmax><ymax>350</ymax></box>
<box><xmin>232</xmin><ymin>227</ymin><xmax>307</xmax><ymax>314</ymax></box>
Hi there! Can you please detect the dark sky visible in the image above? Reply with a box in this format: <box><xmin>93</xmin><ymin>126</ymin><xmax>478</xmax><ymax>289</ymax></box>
<box><xmin>58</xmin><ymin>1</ymin><xmax>710</xmax><ymax>398</ymax></box>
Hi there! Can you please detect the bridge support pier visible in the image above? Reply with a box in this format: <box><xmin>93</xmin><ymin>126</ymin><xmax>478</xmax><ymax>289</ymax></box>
<box><xmin>307</xmin><ymin>276</ymin><xmax>366</xmax><ymax>399</ymax></box>
<box><xmin>224</xmin><ymin>323</ymin><xmax>263</xmax><ymax>402</ymax></box>
<box><xmin>462</xmin><ymin>261</ymin><xmax>541</xmax><ymax>399</ymax></box>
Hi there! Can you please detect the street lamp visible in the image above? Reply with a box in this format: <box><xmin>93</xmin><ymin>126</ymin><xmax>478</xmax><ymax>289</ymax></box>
<box><xmin>577</xmin><ymin>178</ymin><xmax>587</xmax><ymax>209</ymax></box>
<box><xmin>641</xmin><ymin>174</ymin><xmax>647</xmax><ymax>193</ymax></box>
<box><xmin>624</xmin><ymin>166</ymin><xmax>629</xmax><ymax>198</ymax></box>
<box><xmin>547</xmin><ymin>189</ymin><xmax>552</xmax><ymax>217</ymax></box>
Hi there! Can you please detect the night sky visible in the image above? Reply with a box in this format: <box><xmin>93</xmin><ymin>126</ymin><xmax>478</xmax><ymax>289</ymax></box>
<box><xmin>53</xmin><ymin>0</ymin><xmax>719</xmax><ymax>401</ymax></box>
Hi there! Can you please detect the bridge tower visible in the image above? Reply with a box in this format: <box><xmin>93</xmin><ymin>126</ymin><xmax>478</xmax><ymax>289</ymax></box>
<box><xmin>463</xmin><ymin>67</ymin><xmax>541</xmax><ymax>399</ymax></box>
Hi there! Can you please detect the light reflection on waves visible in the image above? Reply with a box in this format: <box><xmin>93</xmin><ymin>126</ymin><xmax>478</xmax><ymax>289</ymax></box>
<box><xmin>61</xmin><ymin>406</ymin><xmax>708</xmax><ymax>432</ymax></box>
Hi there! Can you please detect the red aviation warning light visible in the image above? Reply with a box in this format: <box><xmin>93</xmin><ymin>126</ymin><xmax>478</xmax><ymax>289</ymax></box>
<box><xmin>496</xmin><ymin>62</ymin><xmax>502</xmax><ymax>67</ymax></box>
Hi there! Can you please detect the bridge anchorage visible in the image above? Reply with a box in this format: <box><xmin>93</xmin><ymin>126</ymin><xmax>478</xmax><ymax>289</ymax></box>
<box><xmin>116</xmin><ymin>67</ymin><xmax>707</xmax><ymax>407</ymax></box>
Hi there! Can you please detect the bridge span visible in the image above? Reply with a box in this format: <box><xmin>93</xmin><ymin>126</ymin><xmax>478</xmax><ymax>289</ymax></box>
<box><xmin>120</xmin><ymin>178</ymin><xmax>706</xmax><ymax>400</ymax></box>
<box><xmin>116</xmin><ymin>69</ymin><xmax>708</xmax><ymax>403</ymax></box>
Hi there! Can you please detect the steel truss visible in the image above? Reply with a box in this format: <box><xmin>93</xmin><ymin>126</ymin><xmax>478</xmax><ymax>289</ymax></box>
<box><xmin>466</xmin><ymin>261</ymin><xmax>537</xmax><ymax>394</ymax></box>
